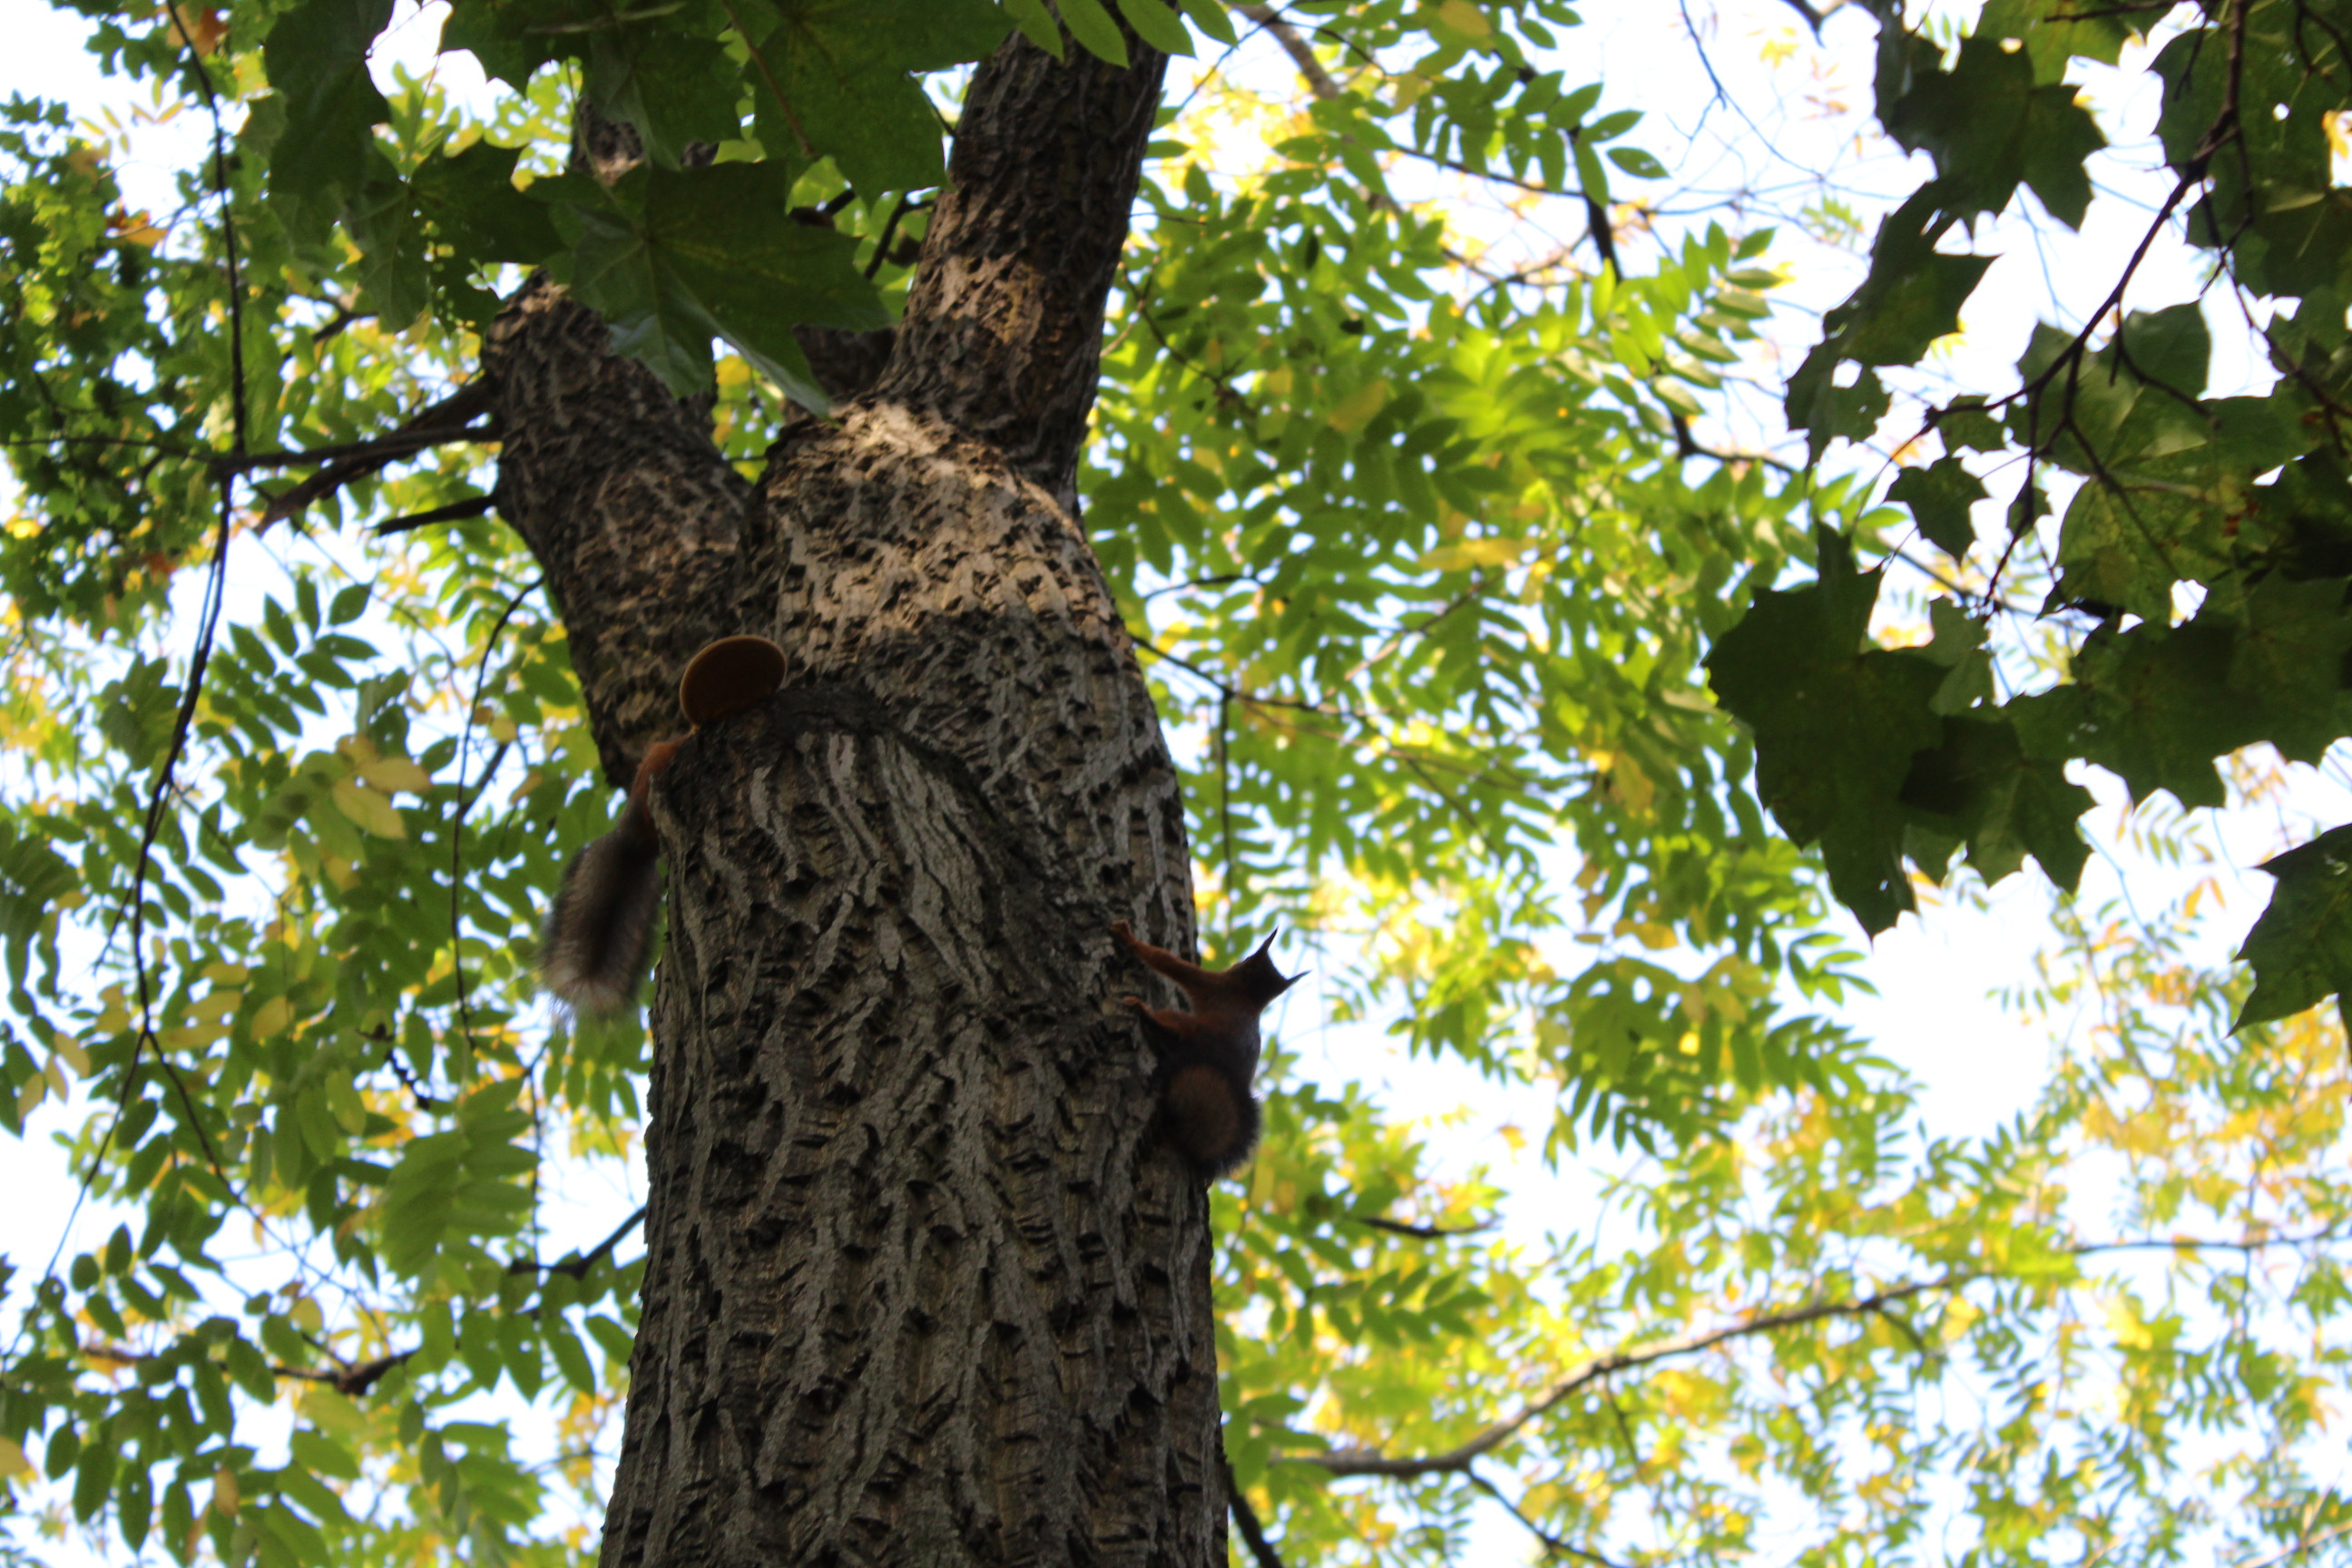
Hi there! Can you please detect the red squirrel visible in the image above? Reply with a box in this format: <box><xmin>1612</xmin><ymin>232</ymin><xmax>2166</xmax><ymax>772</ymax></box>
<box><xmin>1111</xmin><ymin>920</ymin><xmax>1298</xmax><ymax>1177</ymax></box>
<box><xmin>541</xmin><ymin>636</ymin><xmax>787</xmax><ymax>1014</ymax></box>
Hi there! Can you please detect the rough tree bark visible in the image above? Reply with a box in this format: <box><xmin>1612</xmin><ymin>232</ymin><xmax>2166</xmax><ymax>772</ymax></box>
<box><xmin>480</xmin><ymin>24</ymin><xmax>1230</xmax><ymax>1568</ymax></box>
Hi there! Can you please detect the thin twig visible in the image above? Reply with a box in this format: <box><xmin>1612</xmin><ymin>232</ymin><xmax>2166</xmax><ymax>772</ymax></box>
<box><xmin>1223</xmin><ymin>1454</ymin><xmax>1286</xmax><ymax>1568</ymax></box>
<box><xmin>1464</xmin><ymin>1466</ymin><xmax>1629</xmax><ymax>1568</ymax></box>
<box><xmin>450</xmin><ymin>578</ymin><xmax>543</xmax><ymax>1047</ymax></box>
<box><xmin>375</xmin><ymin>493</ymin><xmax>496</xmax><ymax>535</ymax></box>
<box><xmin>508</xmin><ymin>1204</ymin><xmax>650</xmax><ymax>1279</ymax></box>
<box><xmin>1351</xmin><ymin>1214</ymin><xmax>1494</xmax><ymax>1240</ymax></box>
<box><xmin>1300</xmin><ymin>1273</ymin><xmax>1965</xmax><ymax>1479</ymax></box>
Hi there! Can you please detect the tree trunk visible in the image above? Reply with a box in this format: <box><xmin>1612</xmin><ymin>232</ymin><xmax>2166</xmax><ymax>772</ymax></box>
<box><xmin>482</xmin><ymin>26</ymin><xmax>1228</xmax><ymax>1568</ymax></box>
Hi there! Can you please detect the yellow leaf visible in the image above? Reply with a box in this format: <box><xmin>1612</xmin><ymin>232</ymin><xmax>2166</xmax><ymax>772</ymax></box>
<box><xmin>15</xmin><ymin>1076</ymin><xmax>42</xmax><ymax>1119</ymax></box>
<box><xmin>250</xmin><ymin>996</ymin><xmax>293</xmax><ymax>1041</ymax></box>
<box><xmin>110</xmin><ymin>209</ymin><xmax>167</xmax><ymax>247</ymax></box>
<box><xmin>187</xmin><ymin>990</ymin><xmax>239</xmax><ymax>1024</ymax></box>
<box><xmin>356</xmin><ymin>753</ymin><xmax>433</xmax><ymax>795</ymax></box>
<box><xmin>326</xmin><ymin>1076</ymin><xmax>368</xmax><ymax>1134</ymax></box>
<box><xmin>300</xmin><ymin>1386</ymin><xmax>368</xmax><ymax>1440</ymax></box>
<box><xmin>1606</xmin><ymin>753</ymin><xmax>1655</xmax><ymax>816</ymax></box>
<box><xmin>53</xmin><ymin>1039</ymin><xmax>90</xmax><ymax>1078</ymax></box>
<box><xmin>1328</xmin><ymin>378</ymin><xmax>1391</xmax><ymax>434</ymax></box>
<box><xmin>1418</xmin><ymin>536</ymin><xmax>1530</xmax><ymax>573</ymax></box>
<box><xmin>2102</xmin><ymin>1293</ymin><xmax>2154</xmax><ymax>1351</ymax></box>
<box><xmin>166</xmin><ymin>5</ymin><xmax>227</xmax><ymax>54</ymax></box>
<box><xmin>1436</xmin><ymin>0</ymin><xmax>1492</xmax><ymax>39</ymax></box>
<box><xmin>0</xmin><ymin>1436</ymin><xmax>29</xmax><ymax>1477</ymax></box>
<box><xmin>1612</xmin><ymin>919</ymin><xmax>1678</xmax><ymax>951</ymax></box>
<box><xmin>211</xmin><ymin>1467</ymin><xmax>239</xmax><ymax>1518</ymax></box>
<box><xmin>330</xmin><ymin>777</ymin><xmax>405</xmax><ymax>838</ymax></box>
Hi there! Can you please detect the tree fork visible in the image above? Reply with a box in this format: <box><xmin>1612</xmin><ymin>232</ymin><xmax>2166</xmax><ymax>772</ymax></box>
<box><xmin>482</xmin><ymin>25</ymin><xmax>1226</xmax><ymax>1568</ymax></box>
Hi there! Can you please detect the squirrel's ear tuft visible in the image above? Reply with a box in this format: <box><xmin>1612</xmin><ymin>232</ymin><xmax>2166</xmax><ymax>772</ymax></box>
<box><xmin>1235</xmin><ymin>931</ymin><xmax>1299</xmax><ymax>1004</ymax></box>
<box><xmin>679</xmin><ymin>635</ymin><xmax>788</xmax><ymax>727</ymax></box>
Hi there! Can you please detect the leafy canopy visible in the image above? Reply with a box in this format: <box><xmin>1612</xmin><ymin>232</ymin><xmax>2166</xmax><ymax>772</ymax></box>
<box><xmin>1710</xmin><ymin>0</ymin><xmax>2352</xmax><ymax>1018</ymax></box>
<box><xmin>4</xmin><ymin>2</ymin><xmax>2352</xmax><ymax>1567</ymax></box>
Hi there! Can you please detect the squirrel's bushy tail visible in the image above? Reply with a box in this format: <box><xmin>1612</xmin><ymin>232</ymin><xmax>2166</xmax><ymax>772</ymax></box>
<box><xmin>535</xmin><ymin>641</ymin><xmax>789</xmax><ymax>1018</ymax></box>
<box><xmin>542</xmin><ymin>803</ymin><xmax>663</xmax><ymax>1014</ymax></box>
<box><xmin>1161</xmin><ymin>1062</ymin><xmax>1261</xmax><ymax>1177</ymax></box>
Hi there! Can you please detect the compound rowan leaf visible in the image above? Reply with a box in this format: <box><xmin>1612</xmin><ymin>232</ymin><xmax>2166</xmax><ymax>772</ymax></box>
<box><xmin>1115</xmin><ymin>0</ymin><xmax>1194</xmax><ymax>55</ymax></box>
<box><xmin>1054</xmin><ymin>0</ymin><xmax>1130</xmax><ymax>65</ymax></box>
<box><xmin>1175</xmin><ymin>0</ymin><xmax>1237</xmax><ymax>45</ymax></box>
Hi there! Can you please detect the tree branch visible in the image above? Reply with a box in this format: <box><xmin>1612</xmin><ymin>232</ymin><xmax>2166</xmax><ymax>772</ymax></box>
<box><xmin>1299</xmin><ymin>1275</ymin><xmax>1965</xmax><ymax>1478</ymax></box>
<box><xmin>1294</xmin><ymin>1229</ymin><xmax>2344</xmax><ymax>1482</ymax></box>
<box><xmin>1350</xmin><ymin>1214</ymin><xmax>1493</xmax><ymax>1240</ymax></box>
<box><xmin>250</xmin><ymin>380</ymin><xmax>497</xmax><ymax>527</ymax></box>
<box><xmin>1223</xmin><ymin>1455</ymin><xmax>1286</xmax><ymax>1568</ymax></box>
<box><xmin>1238</xmin><ymin>5</ymin><xmax>1342</xmax><ymax>99</ymax></box>
<box><xmin>877</xmin><ymin>27</ymin><xmax>1168</xmax><ymax>505</ymax></box>
<box><xmin>508</xmin><ymin>1204</ymin><xmax>650</xmax><ymax>1279</ymax></box>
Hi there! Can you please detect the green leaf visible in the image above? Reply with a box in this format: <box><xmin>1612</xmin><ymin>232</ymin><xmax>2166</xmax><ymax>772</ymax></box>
<box><xmin>741</xmin><ymin>1</ymin><xmax>1004</xmax><ymax>194</ymax></box>
<box><xmin>1976</xmin><ymin>0</ymin><xmax>2137</xmax><ymax>78</ymax></box>
<box><xmin>1115</xmin><ymin>0</ymin><xmax>1193</xmax><ymax>55</ymax></box>
<box><xmin>1608</xmin><ymin>146</ymin><xmax>1667</xmax><ymax>179</ymax></box>
<box><xmin>410</xmin><ymin>139</ymin><xmax>562</xmax><ymax>262</ymax></box>
<box><xmin>1837</xmin><ymin>249</ymin><xmax>1990</xmax><ymax>367</ymax></box>
<box><xmin>1921</xmin><ymin>598</ymin><xmax>1994</xmax><ymax>715</ymax></box>
<box><xmin>1880</xmin><ymin>34</ymin><xmax>2106</xmax><ymax>226</ymax></box>
<box><xmin>586</xmin><ymin>30</ymin><xmax>741</xmax><ymax>169</ymax></box>
<box><xmin>2035</xmin><ymin>612</ymin><xmax>2264</xmax><ymax>810</ymax></box>
<box><xmin>288</xmin><ymin>1428</ymin><xmax>361</xmax><ymax>1483</ymax></box>
<box><xmin>1175</xmin><ymin>0</ymin><xmax>1236</xmax><ymax>45</ymax></box>
<box><xmin>1705</xmin><ymin>530</ymin><xmax>1945</xmax><ymax>933</ymax></box>
<box><xmin>1002</xmin><ymin>0</ymin><xmax>1065</xmax><ymax>56</ymax></box>
<box><xmin>1886</xmin><ymin>456</ymin><xmax>1986</xmax><ymax>560</ymax></box>
<box><xmin>346</xmin><ymin>172</ymin><xmax>432</xmax><ymax>330</ymax></box>
<box><xmin>1056</xmin><ymin>0</ymin><xmax>1130</xmax><ymax>66</ymax></box>
<box><xmin>436</xmin><ymin>0</ymin><xmax>579</xmax><ymax>86</ymax></box>
<box><xmin>263</xmin><ymin>0</ymin><xmax>395</xmax><ymax>212</ymax></box>
<box><xmin>2236</xmin><ymin>824</ymin><xmax>2352</xmax><ymax>1028</ymax></box>
<box><xmin>1899</xmin><ymin>715</ymin><xmax>2092</xmax><ymax>889</ymax></box>
<box><xmin>2221</xmin><ymin>573</ymin><xmax>2352</xmax><ymax>764</ymax></box>
<box><xmin>546</xmin><ymin>163</ymin><xmax>889</xmax><ymax>402</ymax></box>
